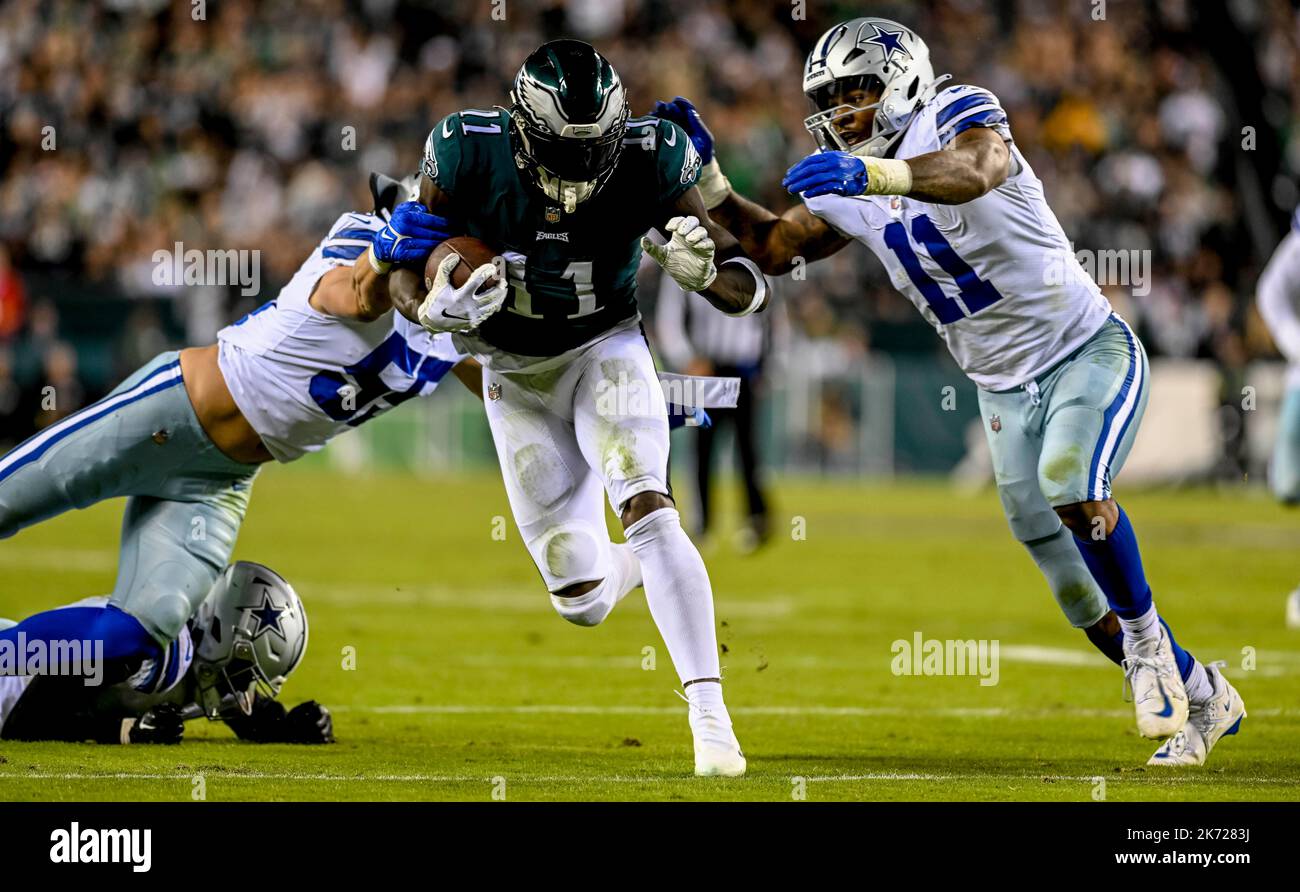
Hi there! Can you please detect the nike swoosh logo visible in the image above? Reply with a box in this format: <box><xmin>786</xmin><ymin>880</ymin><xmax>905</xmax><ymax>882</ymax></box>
<box><xmin>1155</xmin><ymin>679</ymin><xmax>1175</xmax><ymax>718</ymax></box>
<box><xmin>663</xmin><ymin>127</ymin><xmax>677</xmax><ymax>146</ymax></box>
<box><xmin>441</xmin><ymin>309</ymin><xmax>470</xmax><ymax>321</ymax></box>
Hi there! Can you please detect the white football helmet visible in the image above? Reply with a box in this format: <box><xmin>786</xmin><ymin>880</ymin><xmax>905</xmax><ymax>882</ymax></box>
<box><xmin>802</xmin><ymin>17</ymin><xmax>950</xmax><ymax>158</ymax></box>
<box><xmin>192</xmin><ymin>562</ymin><xmax>309</xmax><ymax>718</ymax></box>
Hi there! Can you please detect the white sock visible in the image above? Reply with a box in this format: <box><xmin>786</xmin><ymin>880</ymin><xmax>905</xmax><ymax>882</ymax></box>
<box><xmin>1184</xmin><ymin>659</ymin><xmax>1213</xmax><ymax>704</ymax></box>
<box><xmin>1118</xmin><ymin>605</ymin><xmax>1160</xmax><ymax>644</ymax></box>
<box><xmin>625</xmin><ymin>506</ymin><xmax>722</xmax><ymax>684</ymax></box>
<box><xmin>549</xmin><ymin>543</ymin><xmax>643</xmax><ymax>627</ymax></box>
<box><xmin>686</xmin><ymin>679</ymin><xmax>726</xmax><ymax>714</ymax></box>
<box><xmin>609</xmin><ymin>542</ymin><xmax>642</xmax><ymax>598</ymax></box>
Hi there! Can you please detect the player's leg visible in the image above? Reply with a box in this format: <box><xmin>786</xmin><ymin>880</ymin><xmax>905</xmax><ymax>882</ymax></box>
<box><xmin>1041</xmin><ymin>315</ymin><xmax>1241</xmax><ymax>756</ymax></box>
<box><xmin>481</xmin><ymin>365</ymin><xmax>639</xmax><ymax>628</ymax></box>
<box><xmin>976</xmin><ymin>386</ymin><xmax>1120</xmax><ymax>663</ymax></box>
<box><xmin>1268</xmin><ymin>374</ymin><xmax>1300</xmax><ymax>626</ymax></box>
<box><xmin>731</xmin><ymin>366</ymin><xmax>769</xmax><ymax>550</ymax></box>
<box><xmin>572</xmin><ymin>329</ymin><xmax>744</xmax><ymax>777</ymax></box>
<box><xmin>0</xmin><ymin>354</ymin><xmax>189</xmax><ymax>674</ymax></box>
<box><xmin>0</xmin><ymin>351</ymin><xmax>260</xmax><ymax>676</ymax></box>
<box><xmin>1268</xmin><ymin>373</ymin><xmax>1300</xmax><ymax>506</ymax></box>
<box><xmin>693</xmin><ymin>407</ymin><xmax>717</xmax><ymax>537</ymax></box>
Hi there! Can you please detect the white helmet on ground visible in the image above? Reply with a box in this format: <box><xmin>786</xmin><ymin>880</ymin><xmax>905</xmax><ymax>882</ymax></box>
<box><xmin>802</xmin><ymin>17</ymin><xmax>950</xmax><ymax>158</ymax></box>
<box><xmin>192</xmin><ymin>561</ymin><xmax>309</xmax><ymax>718</ymax></box>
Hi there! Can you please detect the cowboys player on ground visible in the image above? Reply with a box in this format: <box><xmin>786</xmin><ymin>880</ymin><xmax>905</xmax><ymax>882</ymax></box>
<box><xmin>657</xmin><ymin>17</ymin><xmax>1244</xmax><ymax>767</ymax></box>
<box><xmin>0</xmin><ymin>202</ymin><xmax>483</xmax><ymax>699</ymax></box>
<box><xmin>0</xmin><ymin>562</ymin><xmax>331</xmax><ymax>744</ymax></box>
<box><xmin>384</xmin><ymin>40</ymin><xmax>769</xmax><ymax>776</ymax></box>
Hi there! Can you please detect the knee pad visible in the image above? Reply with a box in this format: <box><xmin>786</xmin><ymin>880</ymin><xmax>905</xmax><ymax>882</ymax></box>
<box><xmin>530</xmin><ymin>520</ymin><xmax>611</xmax><ymax>592</ymax></box>
<box><xmin>996</xmin><ymin>476</ymin><xmax>1063</xmax><ymax>543</ymax></box>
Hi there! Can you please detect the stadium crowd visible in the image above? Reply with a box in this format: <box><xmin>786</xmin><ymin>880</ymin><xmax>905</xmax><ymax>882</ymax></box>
<box><xmin>0</xmin><ymin>0</ymin><xmax>1297</xmax><ymax>470</ymax></box>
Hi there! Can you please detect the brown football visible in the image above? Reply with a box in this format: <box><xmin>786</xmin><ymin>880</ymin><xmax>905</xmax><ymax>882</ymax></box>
<box><xmin>424</xmin><ymin>236</ymin><xmax>500</xmax><ymax>290</ymax></box>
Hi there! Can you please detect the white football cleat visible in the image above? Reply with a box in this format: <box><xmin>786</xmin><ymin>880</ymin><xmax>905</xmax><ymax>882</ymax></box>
<box><xmin>1121</xmin><ymin>625</ymin><xmax>1189</xmax><ymax>739</ymax></box>
<box><xmin>1286</xmin><ymin>586</ymin><xmax>1300</xmax><ymax>629</ymax></box>
<box><xmin>689</xmin><ymin>705</ymin><xmax>746</xmax><ymax>777</ymax></box>
<box><xmin>1148</xmin><ymin>664</ymin><xmax>1245</xmax><ymax>767</ymax></box>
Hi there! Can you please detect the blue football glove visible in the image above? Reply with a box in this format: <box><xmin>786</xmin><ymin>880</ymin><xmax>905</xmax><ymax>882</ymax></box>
<box><xmin>782</xmin><ymin>151</ymin><xmax>869</xmax><ymax>199</ymax></box>
<box><xmin>651</xmin><ymin>96</ymin><xmax>715</xmax><ymax>163</ymax></box>
<box><xmin>370</xmin><ymin>201</ymin><xmax>456</xmax><ymax>271</ymax></box>
<box><xmin>667</xmin><ymin>404</ymin><xmax>713</xmax><ymax>430</ymax></box>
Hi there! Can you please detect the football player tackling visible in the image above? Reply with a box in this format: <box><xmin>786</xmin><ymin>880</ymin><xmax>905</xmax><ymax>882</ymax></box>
<box><xmin>657</xmin><ymin>17</ymin><xmax>1244</xmax><ymax>767</ymax></box>
<box><xmin>0</xmin><ymin>204</ymin><xmax>480</xmax><ymax>705</ymax></box>
<box><xmin>388</xmin><ymin>40</ymin><xmax>769</xmax><ymax>776</ymax></box>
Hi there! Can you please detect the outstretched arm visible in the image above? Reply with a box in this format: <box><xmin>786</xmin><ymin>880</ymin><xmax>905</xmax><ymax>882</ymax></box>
<box><xmin>651</xmin><ymin>95</ymin><xmax>849</xmax><ymax>277</ymax></box>
<box><xmin>388</xmin><ymin>177</ymin><xmax>460</xmax><ymax>324</ymax></box>
<box><xmin>783</xmin><ymin>126</ymin><xmax>1010</xmax><ymax>206</ymax></box>
<box><xmin>708</xmin><ymin>192</ymin><xmax>850</xmax><ymax>276</ymax></box>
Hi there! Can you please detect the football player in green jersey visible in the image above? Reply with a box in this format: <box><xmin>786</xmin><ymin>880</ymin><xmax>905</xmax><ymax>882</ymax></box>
<box><xmin>378</xmin><ymin>40</ymin><xmax>768</xmax><ymax>777</ymax></box>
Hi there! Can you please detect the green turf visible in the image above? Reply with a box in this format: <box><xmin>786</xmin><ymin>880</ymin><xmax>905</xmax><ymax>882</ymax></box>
<box><xmin>1</xmin><ymin>469</ymin><xmax>1298</xmax><ymax>801</ymax></box>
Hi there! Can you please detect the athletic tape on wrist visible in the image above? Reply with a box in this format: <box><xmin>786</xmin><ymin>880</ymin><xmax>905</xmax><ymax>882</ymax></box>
<box><xmin>863</xmin><ymin>156</ymin><xmax>913</xmax><ymax>196</ymax></box>
<box><xmin>366</xmin><ymin>244</ymin><xmax>392</xmax><ymax>275</ymax></box>
<box><xmin>696</xmin><ymin>157</ymin><xmax>732</xmax><ymax>209</ymax></box>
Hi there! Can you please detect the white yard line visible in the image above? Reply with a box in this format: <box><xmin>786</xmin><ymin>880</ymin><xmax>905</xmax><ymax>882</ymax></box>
<box><xmin>2</xmin><ymin>770</ymin><xmax>1295</xmax><ymax>786</ymax></box>
<box><xmin>324</xmin><ymin>703</ymin><xmax>1300</xmax><ymax>718</ymax></box>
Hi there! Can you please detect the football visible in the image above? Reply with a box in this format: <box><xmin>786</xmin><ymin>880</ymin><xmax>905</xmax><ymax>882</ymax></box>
<box><xmin>424</xmin><ymin>235</ymin><xmax>500</xmax><ymax>290</ymax></box>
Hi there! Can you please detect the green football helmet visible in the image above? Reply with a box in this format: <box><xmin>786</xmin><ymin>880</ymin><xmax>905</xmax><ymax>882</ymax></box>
<box><xmin>508</xmin><ymin>39</ymin><xmax>629</xmax><ymax>214</ymax></box>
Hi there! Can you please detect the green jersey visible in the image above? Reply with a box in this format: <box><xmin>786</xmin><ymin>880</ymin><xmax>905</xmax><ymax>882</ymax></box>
<box><xmin>421</xmin><ymin>108</ymin><xmax>701</xmax><ymax>358</ymax></box>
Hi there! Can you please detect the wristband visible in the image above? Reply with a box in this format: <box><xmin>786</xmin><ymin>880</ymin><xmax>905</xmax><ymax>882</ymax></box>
<box><xmin>719</xmin><ymin>257</ymin><xmax>768</xmax><ymax>316</ymax></box>
<box><xmin>366</xmin><ymin>244</ymin><xmax>392</xmax><ymax>275</ymax></box>
<box><xmin>862</xmin><ymin>156</ymin><xmax>913</xmax><ymax>196</ymax></box>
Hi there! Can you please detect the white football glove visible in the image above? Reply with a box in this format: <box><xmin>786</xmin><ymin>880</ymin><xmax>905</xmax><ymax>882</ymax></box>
<box><xmin>417</xmin><ymin>253</ymin><xmax>508</xmax><ymax>334</ymax></box>
<box><xmin>640</xmin><ymin>215</ymin><xmax>717</xmax><ymax>292</ymax></box>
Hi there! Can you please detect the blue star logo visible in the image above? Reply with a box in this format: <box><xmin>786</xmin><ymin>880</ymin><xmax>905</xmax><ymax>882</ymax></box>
<box><xmin>863</xmin><ymin>23</ymin><xmax>911</xmax><ymax>65</ymax></box>
<box><xmin>241</xmin><ymin>581</ymin><xmax>287</xmax><ymax>641</ymax></box>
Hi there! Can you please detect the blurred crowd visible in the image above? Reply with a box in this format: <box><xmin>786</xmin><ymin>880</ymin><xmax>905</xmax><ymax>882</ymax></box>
<box><xmin>1</xmin><ymin>0</ymin><xmax>1298</xmax><ymax>468</ymax></box>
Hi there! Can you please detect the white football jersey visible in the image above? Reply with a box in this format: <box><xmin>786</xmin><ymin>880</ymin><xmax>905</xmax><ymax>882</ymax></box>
<box><xmin>804</xmin><ymin>84</ymin><xmax>1113</xmax><ymax>390</ymax></box>
<box><xmin>217</xmin><ymin>212</ymin><xmax>466</xmax><ymax>461</ymax></box>
<box><xmin>1257</xmin><ymin>209</ymin><xmax>1300</xmax><ymax>386</ymax></box>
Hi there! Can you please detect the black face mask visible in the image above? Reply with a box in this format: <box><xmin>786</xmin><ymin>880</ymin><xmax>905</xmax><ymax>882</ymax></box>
<box><xmin>516</xmin><ymin>120</ymin><xmax>626</xmax><ymax>183</ymax></box>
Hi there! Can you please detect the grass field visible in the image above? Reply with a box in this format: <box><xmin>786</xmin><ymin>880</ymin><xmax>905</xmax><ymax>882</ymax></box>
<box><xmin>1</xmin><ymin>468</ymin><xmax>1298</xmax><ymax>801</ymax></box>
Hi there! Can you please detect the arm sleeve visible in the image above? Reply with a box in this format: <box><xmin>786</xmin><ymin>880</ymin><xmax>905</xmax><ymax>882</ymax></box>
<box><xmin>1257</xmin><ymin>229</ymin><xmax>1300</xmax><ymax>363</ymax></box>
<box><xmin>933</xmin><ymin>86</ymin><xmax>1012</xmax><ymax>149</ymax></box>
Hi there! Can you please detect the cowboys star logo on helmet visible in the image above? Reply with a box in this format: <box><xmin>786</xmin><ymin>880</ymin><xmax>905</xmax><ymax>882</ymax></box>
<box><xmin>508</xmin><ymin>39</ymin><xmax>630</xmax><ymax>214</ymax></box>
<box><xmin>802</xmin><ymin>16</ymin><xmax>951</xmax><ymax>158</ymax></box>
